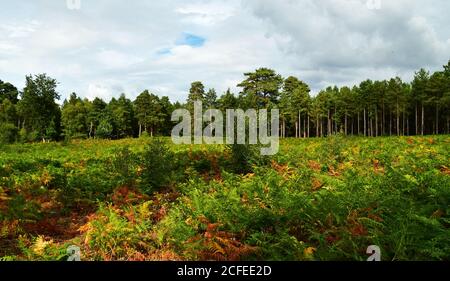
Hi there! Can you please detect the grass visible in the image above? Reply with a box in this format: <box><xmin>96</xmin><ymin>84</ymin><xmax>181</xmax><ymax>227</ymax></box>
<box><xmin>0</xmin><ymin>135</ymin><xmax>449</xmax><ymax>261</ymax></box>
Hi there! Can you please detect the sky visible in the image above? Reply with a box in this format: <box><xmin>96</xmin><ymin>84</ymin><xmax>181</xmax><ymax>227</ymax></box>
<box><xmin>0</xmin><ymin>0</ymin><xmax>449</xmax><ymax>103</ymax></box>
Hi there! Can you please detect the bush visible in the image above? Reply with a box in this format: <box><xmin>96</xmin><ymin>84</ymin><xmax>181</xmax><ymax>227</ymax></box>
<box><xmin>0</xmin><ymin>123</ymin><xmax>17</xmax><ymax>143</ymax></box>
<box><xmin>78</xmin><ymin>203</ymin><xmax>153</xmax><ymax>261</ymax></box>
<box><xmin>96</xmin><ymin>119</ymin><xmax>113</xmax><ymax>139</ymax></box>
<box><xmin>140</xmin><ymin>139</ymin><xmax>175</xmax><ymax>192</ymax></box>
<box><xmin>228</xmin><ymin>143</ymin><xmax>270</xmax><ymax>174</ymax></box>
<box><xmin>140</xmin><ymin>131</ymin><xmax>150</xmax><ymax>138</ymax></box>
<box><xmin>18</xmin><ymin>128</ymin><xmax>27</xmax><ymax>143</ymax></box>
<box><xmin>0</xmin><ymin>123</ymin><xmax>18</xmax><ymax>144</ymax></box>
<box><xmin>110</xmin><ymin>146</ymin><xmax>138</xmax><ymax>187</ymax></box>
<box><xmin>27</xmin><ymin>130</ymin><xmax>41</xmax><ymax>142</ymax></box>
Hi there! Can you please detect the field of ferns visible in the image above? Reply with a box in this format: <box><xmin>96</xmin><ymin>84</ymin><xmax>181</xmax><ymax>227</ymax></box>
<box><xmin>0</xmin><ymin>135</ymin><xmax>449</xmax><ymax>261</ymax></box>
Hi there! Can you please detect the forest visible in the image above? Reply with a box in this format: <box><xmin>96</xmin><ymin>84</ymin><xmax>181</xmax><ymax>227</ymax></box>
<box><xmin>1</xmin><ymin>60</ymin><xmax>450</xmax><ymax>144</ymax></box>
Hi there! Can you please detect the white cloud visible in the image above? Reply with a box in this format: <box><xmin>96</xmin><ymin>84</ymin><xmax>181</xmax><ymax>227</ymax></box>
<box><xmin>0</xmin><ymin>0</ymin><xmax>449</xmax><ymax>101</ymax></box>
<box><xmin>175</xmin><ymin>1</ymin><xmax>238</xmax><ymax>25</ymax></box>
<box><xmin>0</xmin><ymin>21</ymin><xmax>39</xmax><ymax>38</ymax></box>
<box><xmin>87</xmin><ymin>83</ymin><xmax>113</xmax><ymax>101</ymax></box>
<box><xmin>96</xmin><ymin>50</ymin><xmax>144</xmax><ymax>69</ymax></box>
<box><xmin>243</xmin><ymin>0</ymin><xmax>450</xmax><ymax>92</ymax></box>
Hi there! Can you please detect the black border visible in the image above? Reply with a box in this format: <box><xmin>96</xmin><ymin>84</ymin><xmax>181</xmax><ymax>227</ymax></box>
<box><xmin>0</xmin><ymin>261</ymin><xmax>446</xmax><ymax>280</ymax></box>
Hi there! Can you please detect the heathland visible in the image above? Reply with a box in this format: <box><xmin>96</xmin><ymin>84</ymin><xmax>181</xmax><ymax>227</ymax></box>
<box><xmin>1</xmin><ymin>135</ymin><xmax>449</xmax><ymax>261</ymax></box>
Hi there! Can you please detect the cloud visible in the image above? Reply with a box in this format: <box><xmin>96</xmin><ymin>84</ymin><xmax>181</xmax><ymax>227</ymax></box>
<box><xmin>243</xmin><ymin>0</ymin><xmax>450</xmax><ymax>91</ymax></box>
<box><xmin>0</xmin><ymin>0</ymin><xmax>449</xmax><ymax>102</ymax></box>
<box><xmin>87</xmin><ymin>83</ymin><xmax>119</xmax><ymax>102</ymax></box>
<box><xmin>96</xmin><ymin>50</ymin><xmax>144</xmax><ymax>69</ymax></box>
<box><xmin>175</xmin><ymin>1</ymin><xmax>238</xmax><ymax>25</ymax></box>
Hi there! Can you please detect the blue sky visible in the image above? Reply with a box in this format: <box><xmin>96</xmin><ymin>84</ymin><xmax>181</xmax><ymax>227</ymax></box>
<box><xmin>0</xmin><ymin>0</ymin><xmax>449</xmax><ymax>103</ymax></box>
<box><xmin>177</xmin><ymin>33</ymin><xmax>206</xmax><ymax>48</ymax></box>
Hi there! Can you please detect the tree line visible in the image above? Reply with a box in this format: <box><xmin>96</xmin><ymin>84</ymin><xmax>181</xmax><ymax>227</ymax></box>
<box><xmin>0</xmin><ymin>60</ymin><xmax>449</xmax><ymax>143</ymax></box>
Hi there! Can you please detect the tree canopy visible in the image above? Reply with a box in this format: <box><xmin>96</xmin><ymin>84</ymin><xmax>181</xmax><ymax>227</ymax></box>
<box><xmin>1</xmin><ymin>59</ymin><xmax>449</xmax><ymax>144</ymax></box>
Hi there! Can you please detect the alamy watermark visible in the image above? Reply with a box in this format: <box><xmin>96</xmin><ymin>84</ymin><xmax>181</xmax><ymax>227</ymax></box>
<box><xmin>366</xmin><ymin>0</ymin><xmax>381</xmax><ymax>10</ymax></box>
<box><xmin>367</xmin><ymin>245</ymin><xmax>381</xmax><ymax>261</ymax></box>
<box><xmin>171</xmin><ymin>101</ymin><xmax>280</xmax><ymax>156</ymax></box>
<box><xmin>66</xmin><ymin>0</ymin><xmax>81</xmax><ymax>10</ymax></box>
<box><xmin>67</xmin><ymin>245</ymin><xmax>81</xmax><ymax>261</ymax></box>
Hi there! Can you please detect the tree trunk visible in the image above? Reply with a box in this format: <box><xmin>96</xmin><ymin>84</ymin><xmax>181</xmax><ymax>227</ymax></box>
<box><xmin>375</xmin><ymin>106</ymin><xmax>378</xmax><ymax>137</ymax></box>
<box><xmin>280</xmin><ymin>120</ymin><xmax>282</xmax><ymax>138</ymax></box>
<box><xmin>299</xmin><ymin>112</ymin><xmax>302</xmax><ymax>139</ymax></box>
<box><xmin>447</xmin><ymin>117</ymin><xmax>450</xmax><ymax>134</ymax></box>
<box><xmin>295</xmin><ymin>121</ymin><xmax>298</xmax><ymax>138</ymax></box>
<box><xmin>357</xmin><ymin>111</ymin><xmax>360</xmax><ymax>135</ymax></box>
<box><xmin>139</xmin><ymin>123</ymin><xmax>142</xmax><ymax>137</ymax></box>
<box><xmin>334</xmin><ymin>108</ymin><xmax>337</xmax><ymax>135</ymax></box>
<box><xmin>396</xmin><ymin>101</ymin><xmax>400</xmax><ymax>136</ymax></box>
<box><xmin>307</xmin><ymin>114</ymin><xmax>310</xmax><ymax>138</ymax></box>
<box><xmin>415</xmin><ymin>104</ymin><xmax>418</xmax><ymax>135</ymax></box>
<box><xmin>303</xmin><ymin>116</ymin><xmax>307</xmax><ymax>138</ymax></box>
<box><xmin>345</xmin><ymin>114</ymin><xmax>348</xmax><ymax>136</ymax></box>
<box><xmin>363</xmin><ymin>108</ymin><xmax>367</xmax><ymax>137</ymax></box>
<box><xmin>89</xmin><ymin>122</ymin><xmax>94</xmax><ymax>138</ymax></box>
<box><xmin>327</xmin><ymin>109</ymin><xmax>331</xmax><ymax>136</ymax></box>
<box><xmin>351</xmin><ymin>118</ymin><xmax>354</xmax><ymax>135</ymax></box>
<box><xmin>403</xmin><ymin>113</ymin><xmax>406</xmax><ymax>136</ymax></box>
<box><xmin>280</xmin><ymin>121</ymin><xmax>282</xmax><ymax>138</ymax></box>
<box><xmin>407</xmin><ymin>117</ymin><xmax>409</xmax><ymax>136</ymax></box>
<box><xmin>321</xmin><ymin>118</ymin><xmax>324</xmax><ymax>137</ymax></box>
<box><xmin>436</xmin><ymin>104</ymin><xmax>439</xmax><ymax>134</ymax></box>
<box><xmin>390</xmin><ymin>111</ymin><xmax>392</xmax><ymax>136</ymax></box>
<box><xmin>316</xmin><ymin>115</ymin><xmax>319</xmax><ymax>137</ymax></box>
<box><xmin>421</xmin><ymin>103</ymin><xmax>425</xmax><ymax>135</ymax></box>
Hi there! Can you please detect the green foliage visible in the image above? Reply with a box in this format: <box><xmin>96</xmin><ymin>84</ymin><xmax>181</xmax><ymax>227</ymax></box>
<box><xmin>0</xmin><ymin>122</ymin><xmax>18</xmax><ymax>144</ymax></box>
<box><xmin>18</xmin><ymin>74</ymin><xmax>60</xmax><ymax>140</ymax></box>
<box><xmin>2</xmin><ymin>58</ymin><xmax>450</xmax><ymax>146</ymax></box>
<box><xmin>107</xmin><ymin>94</ymin><xmax>136</xmax><ymax>138</ymax></box>
<box><xmin>134</xmin><ymin>90</ymin><xmax>166</xmax><ymax>137</ymax></box>
<box><xmin>0</xmin><ymin>125</ymin><xmax>449</xmax><ymax>261</ymax></box>
<box><xmin>228</xmin><ymin>143</ymin><xmax>270</xmax><ymax>174</ymax></box>
<box><xmin>79</xmin><ymin>203</ymin><xmax>153</xmax><ymax>260</ymax></box>
<box><xmin>16</xmin><ymin>235</ymin><xmax>71</xmax><ymax>261</ymax></box>
<box><xmin>238</xmin><ymin>68</ymin><xmax>283</xmax><ymax>108</ymax></box>
<box><xmin>61</xmin><ymin>93</ymin><xmax>89</xmax><ymax>139</ymax></box>
<box><xmin>96</xmin><ymin>117</ymin><xmax>114</xmax><ymax>139</ymax></box>
<box><xmin>18</xmin><ymin>128</ymin><xmax>28</xmax><ymax>143</ymax></box>
<box><xmin>140</xmin><ymin>139</ymin><xmax>176</xmax><ymax>192</ymax></box>
<box><xmin>110</xmin><ymin>147</ymin><xmax>138</xmax><ymax>187</ymax></box>
<box><xmin>0</xmin><ymin>80</ymin><xmax>19</xmax><ymax>104</ymax></box>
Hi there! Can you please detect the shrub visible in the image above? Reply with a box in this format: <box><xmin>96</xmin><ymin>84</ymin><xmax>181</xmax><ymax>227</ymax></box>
<box><xmin>140</xmin><ymin>131</ymin><xmax>150</xmax><ymax>138</ymax></box>
<box><xmin>110</xmin><ymin>146</ymin><xmax>138</xmax><ymax>187</ymax></box>
<box><xmin>228</xmin><ymin>143</ymin><xmax>270</xmax><ymax>174</ymax></box>
<box><xmin>78</xmin><ymin>203</ymin><xmax>153</xmax><ymax>261</ymax></box>
<box><xmin>96</xmin><ymin>118</ymin><xmax>113</xmax><ymax>139</ymax></box>
<box><xmin>18</xmin><ymin>128</ymin><xmax>27</xmax><ymax>143</ymax></box>
<box><xmin>140</xmin><ymin>139</ymin><xmax>175</xmax><ymax>192</ymax></box>
<box><xmin>0</xmin><ymin>123</ymin><xmax>18</xmax><ymax>144</ymax></box>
